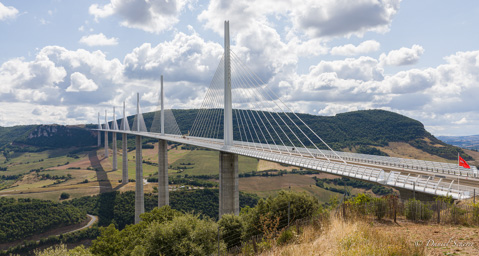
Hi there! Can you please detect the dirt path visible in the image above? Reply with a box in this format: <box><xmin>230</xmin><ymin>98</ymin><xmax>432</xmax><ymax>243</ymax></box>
<box><xmin>64</xmin><ymin>214</ymin><xmax>98</xmax><ymax>234</ymax></box>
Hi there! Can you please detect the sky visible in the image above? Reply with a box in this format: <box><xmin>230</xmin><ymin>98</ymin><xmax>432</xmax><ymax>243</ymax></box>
<box><xmin>0</xmin><ymin>0</ymin><xmax>479</xmax><ymax>136</ymax></box>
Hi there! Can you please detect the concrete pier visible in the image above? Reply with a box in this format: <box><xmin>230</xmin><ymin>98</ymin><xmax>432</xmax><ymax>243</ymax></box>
<box><xmin>219</xmin><ymin>151</ymin><xmax>239</xmax><ymax>217</ymax></box>
<box><xmin>158</xmin><ymin>140</ymin><xmax>169</xmax><ymax>206</ymax></box>
<box><xmin>135</xmin><ymin>135</ymin><xmax>144</xmax><ymax>224</ymax></box>
<box><xmin>112</xmin><ymin>133</ymin><xmax>117</xmax><ymax>170</ymax></box>
<box><xmin>104</xmin><ymin>131</ymin><xmax>108</xmax><ymax>158</ymax></box>
<box><xmin>97</xmin><ymin>113</ymin><xmax>101</xmax><ymax>147</ymax></box>
<box><xmin>122</xmin><ymin>134</ymin><xmax>128</xmax><ymax>184</ymax></box>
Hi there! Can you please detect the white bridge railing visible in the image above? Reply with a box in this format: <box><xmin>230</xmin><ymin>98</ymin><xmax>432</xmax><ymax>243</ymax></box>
<box><xmin>97</xmin><ymin>129</ymin><xmax>475</xmax><ymax>200</ymax></box>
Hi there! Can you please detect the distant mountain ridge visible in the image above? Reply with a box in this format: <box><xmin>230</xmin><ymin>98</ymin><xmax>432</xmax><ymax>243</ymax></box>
<box><xmin>438</xmin><ymin>135</ymin><xmax>479</xmax><ymax>151</ymax></box>
<box><xmin>0</xmin><ymin>109</ymin><xmax>471</xmax><ymax>161</ymax></box>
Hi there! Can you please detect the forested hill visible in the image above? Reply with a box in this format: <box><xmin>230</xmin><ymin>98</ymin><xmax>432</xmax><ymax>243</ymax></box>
<box><xmin>0</xmin><ymin>125</ymin><xmax>97</xmax><ymax>151</ymax></box>
<box><xmin>0</xmin><ymin>109</ymin><xmax>469</xmax><ymax>160</ymax></box>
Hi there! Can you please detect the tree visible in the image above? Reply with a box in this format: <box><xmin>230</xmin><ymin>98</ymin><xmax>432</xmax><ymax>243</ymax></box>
<box><xmin>60</xmin><ymin>192</ymin><xmax>70</xmax><ymax>200</ymax></box>
<box><xmin>218</xmin><ymin>214</ymin><xmax>245</xmax><ymax>248</ymax></box>
<box><xmin>90</xmin><ymin>206</ymin><xmax>224</xmax><ymax>256</ymax></box>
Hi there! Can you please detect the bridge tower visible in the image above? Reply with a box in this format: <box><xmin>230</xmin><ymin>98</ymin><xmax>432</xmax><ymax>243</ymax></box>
<box><xmin>112</xmin><ymin>107</ymin><xmax>118</xmax><ymax>171</ymax></box>
<box><xmin>104</xmin><ymin>110</ymin><xmax>109</xmax><ymax>158</ymax></box>
<box><xmin>135</xmin><ymin>93</ymin><xmax>144</xmax><ymax>224</ymax></box>
<box><xmin>97</xmin><ymin>112</ymin><xmax>101</xmax><ymax>147</ymax></box>
<box><xmin>158</xmin><ymin>75</ymin><xmax>169</xmax><ymax>207</ymax></box>
<box><xmin>121</xmin><ymin>101</ymin><xmax>128</xmax><ymax>184</ymax></box>
<box><xmin>219</xmin><ymin>20</ymin><xmax>239</xmax><ymax>217</ymax></box>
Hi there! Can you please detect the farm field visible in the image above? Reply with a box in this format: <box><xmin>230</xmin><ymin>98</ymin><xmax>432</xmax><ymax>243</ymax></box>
<box><xmin>0</xmin><ymin>143</ymin><xmax>346</xmax><ymax>202</ymax></box>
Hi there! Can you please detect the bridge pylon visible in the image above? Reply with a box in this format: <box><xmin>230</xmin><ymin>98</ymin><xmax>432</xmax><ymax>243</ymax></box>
<box><xmin>97</xmin><ymin>112</ymin><xmax>101</xmax><ymax>147</ymax></box>
<box><xmin>104</xmin><ymin>110</ymin><xmax>109</xmax><ymax>158</ymax></box>
<box><xmin>219</xmin><ymin>20</ymin><xmax>239</xmax><ymax>217</ymax></box>
<box><xmin>121</xmin><ymin>101</ymin><xmax>129</xmax><ymax>184</ymax></box>
<box><xmin>158</xmin><ymin>75</ymin><xmax>169</xmax><ymax>207</ymax></box>
<box><xmin>112</xmin><ymin>107</ymin><xmax>118</xmax><ymax>171</ymax></box>
<box><xmin>135</xmin><ymin>93</ymin><xmax>144</xmax><ymax>224</ymax></box>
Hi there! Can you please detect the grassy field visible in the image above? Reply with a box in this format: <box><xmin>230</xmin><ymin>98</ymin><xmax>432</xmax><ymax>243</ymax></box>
<box><xmin>376</xmin><ymin>142</ymin><xmax>454</xmax><ymax>162</ymax></box>
<box><xmin>169</xmin><ymin>149</ymin><xmax>258</xmax><ymax>176</ymax></box>
<box><xmin>0</xmin><ymin>143</ymin><xmax>378</xmax><ymax>203</ymax></box>
<box><xmin>238</xmin><ymin>174</ymin><xmax>344</xmax><ymax>203</ymax></box>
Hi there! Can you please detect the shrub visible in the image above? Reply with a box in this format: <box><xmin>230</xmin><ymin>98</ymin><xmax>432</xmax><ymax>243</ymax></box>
<box><xmin>449</xmin><ymin>205</ymin><xmax>467</xmax><ymax>225</ymax></box>
<box><xmin>242</xmin><ymin>191</ymin><xmax>319</xmax><ymax>239</ymax></box>
<box><xmin>371</xmin><ymin>197</ymin><xmax>388</xmax><ymax>220</ymax></box>
<box><xmin>276</xmin><ymin>228</ymin><xmax>295</xmax><ymax>246</ymax></box>
<box><xmin>405</xmin><ymin>199</ymin><xmax>432</xmax><ymax>221</ymax></box>
<box><xmin>346</xmin><ymin>193</ymin><xmax>372</xmax><ymax>216</ymax></box>
<box><xmin>472</xmin><ymin>203</ymin><xmax>479</xmax><ymax>224</ymax></box>
<box><xmin>218</xmin><ymin>214</ymin><xmax>245</xmax><ymax>249</ymax></box>
<box><xmin>137</xmin><ymin>213</ymin><xmax>224</xmax><ymax>255</ymax></box>
<box><xmin>60</xmin><ymin>192</ymin><xmax>70</xmax><ymax>200</ymax></box>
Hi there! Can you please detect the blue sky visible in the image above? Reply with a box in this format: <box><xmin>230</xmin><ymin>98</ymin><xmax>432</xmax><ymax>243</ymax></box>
<box><xmin>1</xmin><ymin>0</ymin><xmax>479</xmax><ymax>136</ymax></box>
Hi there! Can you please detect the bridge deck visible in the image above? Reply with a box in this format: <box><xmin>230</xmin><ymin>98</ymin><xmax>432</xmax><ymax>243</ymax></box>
<box><xmin>98</xmin><ymin>129</ymin><xmax>477</xmax><ymax>200</ymax></box>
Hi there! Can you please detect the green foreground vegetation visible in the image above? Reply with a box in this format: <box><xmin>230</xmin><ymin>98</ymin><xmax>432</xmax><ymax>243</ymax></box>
<box><xmin>0</xmin><ymin>198</ymin><xmax>86</xmax><ymax>243</ymax></box>
<box><xmin>32</xmin><ymin>191</ymin><xmax>448</xmax><ymax>256</ymax></box>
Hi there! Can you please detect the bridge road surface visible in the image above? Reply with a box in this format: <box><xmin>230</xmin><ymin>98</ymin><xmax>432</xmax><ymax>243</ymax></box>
<box><xmin>96</xmin><ymin>129</ymin><xmax>477</xmax><ymax>199</ymax></box>
<box><xmin>316</xmin><ymin>156</ymin><xmax>479</xmax><ymax>190</ymax></box>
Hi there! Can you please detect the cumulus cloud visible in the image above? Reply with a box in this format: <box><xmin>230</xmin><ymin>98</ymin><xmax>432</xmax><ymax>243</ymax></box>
<box><xmin>79</xmin><ymin>33</ymin><xmax>119</xmax><ymax>46</ymax></box>
<box><xmin>279</xmin><ymin>49</ymin><xmax>479</xmax><ymax>134</ymax></box>
<box><xmin>89</xmin><ymin>0</ymin><xmax>188</xmax><ymax>33</ymax></box>
<box><xmin>330</xmin><ymin>40</ymin><xmax>380</xmax><ymax>56</ymax></box>
<box><xmin>66</xmin><ymin>72</ymin><xmax>98</xmax><ymax>92</ymax></box>
<box><xmin>290</xmin><ymin>0</ymin><xmax>401</xmax><ymax>38</ymax></box>
<box><xmin>199</xmin><ymin>0</ymin><xmax>400</xmax><ymax>39</ymax></box>
<box><xmin>310</xmin><ymin>56</ymin><xmax>383</xmax><ymax>81</ymax></box>
<box><xmin>380</xmin><ymin>44</ymin><xmax>424</xmax><ymax>66</ymax></box>
<box><xmin>0</xmin><ymin>2</ymin><xmax>18</xmax><ymax>20</ymax></box>
<box><xmin>453</xmin><ymin>117</ymin><xmax>468</xmax><ymax>124</ymax></box>
<box><xmin>0</xmin><ymin>46</ymin><xmax>124</xmax><ymax>105</ymax></box>
<box><xmin>123</xmin><ymin>31</ymin><xmax>223</xmax><ymax>82</ymax></box>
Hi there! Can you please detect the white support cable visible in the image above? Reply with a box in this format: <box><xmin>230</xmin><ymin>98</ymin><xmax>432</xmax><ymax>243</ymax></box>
<box><xmin>230</xmin><ymin>88</ymin><xmax>269</xmax><ymax>151</ymax></box>
<box><xmin>207</xmin><ymin>76</ymin><xmax>224</xmax><ymax>139</ymax></box>
<box><xmin>230</xmin><ymin>52</ymin><xmax>326</xmax><ymax>161</ymax></box>
<box><xmin>189</xmin><ymin>56</ymin><xmax>224</xmax><ymax>138</ymax></box>
<box><xmin>230</xmin><ymin>53</ymin><xmax>306</xmax><ymax>157</ymax></box>
<box><xmin>230</xmin><ymin>58</ymin><xmax>286</xmax><ymax>154</ymax></box>
<box><xmin>230</xmin><ymin>52</ymin><xmax>335</xmax><ymax>161</ymax></box>
<box><xmin>199</xmin><ymin>74</ymin><xmax>220</xmax><ymax>138</ymax></box>
<box><xmin>202</xmin><ymin>76</ymin><xmax>223</xmax><ymax>139</ymax></box>
<box><xmin>238</xmin><ymin>99</ymin><xmax>266</xmax><ymax>151</ymax></box>
<box><xmin>233</xmin><ymin>108</ymin><xmax>244</xmax><ymax>144</ymax></box>
<box><xmin>230</xmin><ymin>76</ymin><xmax>271</xmax><ymax>152</ymax></box>
<box><xmin>236</xmin><ymin>109</ymin><xmax>257</xmax><ymax>150</ymax></box>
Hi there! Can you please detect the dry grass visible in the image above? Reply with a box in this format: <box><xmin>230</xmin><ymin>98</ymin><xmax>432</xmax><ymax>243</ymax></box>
<box><xmin>376</xmin><ymin>142</ymin><xmax>452</xmax><ymax>163</ymax></box>
<box><xmin>259</xmin><ymin>214</ymin><xmax>425</xmax><ymax>256</ymax></box>
<box><xmin>257</xmin><ymin>160</ymin><xmax>294</xmax><ymax>172</ymax></box>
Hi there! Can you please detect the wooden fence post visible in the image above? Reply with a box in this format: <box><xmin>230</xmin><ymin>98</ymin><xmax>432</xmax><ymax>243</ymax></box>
<box><xmin>252</xmin><ymin>237</ymin><xmax>257</xmax><ymax>254</ymax></box>
<box><xmin>437</xmin><ymin>200</ymin><xmax>440</xmax><ymax>224</ymax></box>
<box><xmin>393</xmin><ymin>196</ymin><xmax>397</xmax><ymax>223</ymax></box>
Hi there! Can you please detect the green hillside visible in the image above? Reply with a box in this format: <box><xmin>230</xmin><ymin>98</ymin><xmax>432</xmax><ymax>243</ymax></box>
<box><xmin>0</xmin><ymin>109</ymin><xmax>469</xmax><ymax>160</ymax></box>
<box><xmin>0</xmin><ymin>125</ymin><xmax>37</xmax><ymax>148</ymax></box>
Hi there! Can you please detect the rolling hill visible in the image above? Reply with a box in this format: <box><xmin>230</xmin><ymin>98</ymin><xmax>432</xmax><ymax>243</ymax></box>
<box><xmin>0</xmin><ymin>109</ymin><xmax>471</xmax><ymax>161</ymax></box>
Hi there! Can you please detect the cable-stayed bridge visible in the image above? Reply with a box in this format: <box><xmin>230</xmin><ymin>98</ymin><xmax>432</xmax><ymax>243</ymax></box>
<box><xmin>93</xmin><ymin>21</ymin><xmax>478</xmax><ymax>223</ymax></box>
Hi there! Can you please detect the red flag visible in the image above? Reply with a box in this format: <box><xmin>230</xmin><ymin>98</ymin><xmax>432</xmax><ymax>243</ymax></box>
<box><xmin>459</xmin><ymin>156</ymin><xmax>470</xmax><ymax>169</ymax></box>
